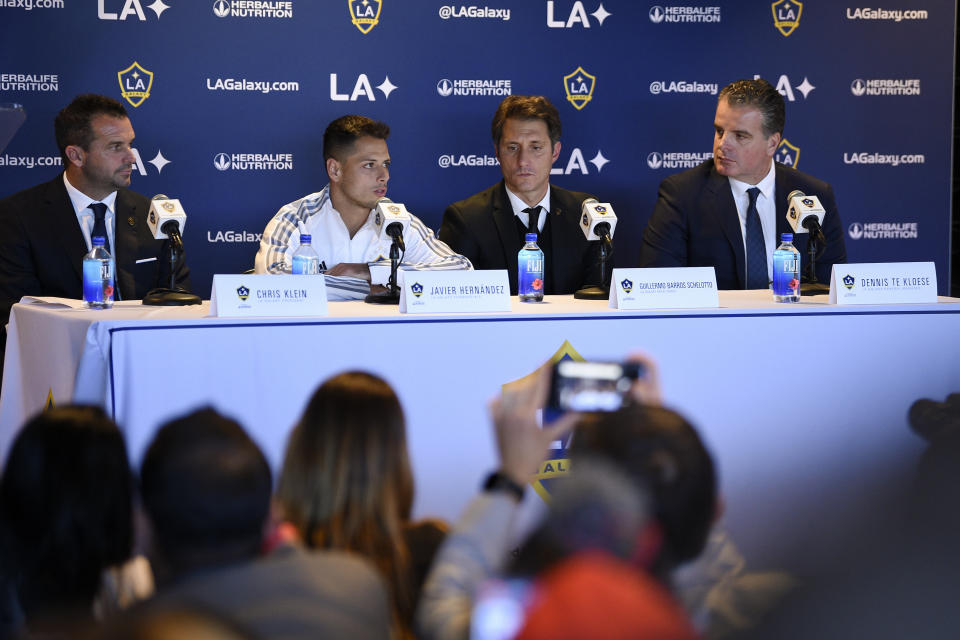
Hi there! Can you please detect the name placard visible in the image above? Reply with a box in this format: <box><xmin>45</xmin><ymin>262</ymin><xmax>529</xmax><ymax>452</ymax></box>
<box><xmin>609</xmin><ymin>267</ymin><xmax>719</xmax><ymax>310</ymax></box>
<box><xmin>399</xmin><ymin>270</ymin><xmax>510</xmax><ymax>313</ymax></box>
<box><xmin>210</xmin><ymin>274</ymin><xmax>328</xmax><ymax>317</ymax></box>
<box><xmin>829</xmin><ymin>262</ymin><xmax>937</xmax><ymax>305</ymax></box>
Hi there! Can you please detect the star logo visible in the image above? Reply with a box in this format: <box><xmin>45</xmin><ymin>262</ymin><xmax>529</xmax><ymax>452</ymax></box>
<box><xmin>589</xmin><ymin>150</ymin><xmax>609</xmax><ymax>173</ymax></box>
<box><xmin>620</xmin><ymin>278</ymin><xmax>633</xmax><ymax>294</ymax></box>
<box><xmin>148</xmin><ymin>150</ymin><xmax>170</xmax><ymax>174</ymax></box>
<box><xmin>376</xmin><ymin>75</ymin><xmax>398</xmax><ymax>99</ymax></box>
<box><xmin>236</xmin><ymin>285</ymin><xmax>250</xmax><ymax>300</ymax></box>
<box><xmin>795</xmin><ymin>77</ymin><xmax>816</xmax><ymax>98</ymax></box>
<box><xmin>842</xmin><ymin>274</ymin><xmax>856</xmax><ymax>290</ymax></box>
<box><xmin>591</xmin><ymin>3</ymin><xmax>612</xmax><ymax>25</ymax></box>
<box><xmin>411</xmin><ymin>282</ymin><xmax>424</xmax><ymax>298</ymax></box>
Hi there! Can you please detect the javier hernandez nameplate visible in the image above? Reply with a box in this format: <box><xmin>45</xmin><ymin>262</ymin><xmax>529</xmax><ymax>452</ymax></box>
<box><xmin>210</xmin><ymin>274</ymin><xmax>328</xmax><ymax>317</ymax></box>
<box><xmin>399</xmin><ymin>270</ymin><xmax>510</xmax><ymax>313</ymax></box>
<box><xmin>609</xmin><ymin>267</ymin><xmax>719</xmax><ymax>310</ymax></box>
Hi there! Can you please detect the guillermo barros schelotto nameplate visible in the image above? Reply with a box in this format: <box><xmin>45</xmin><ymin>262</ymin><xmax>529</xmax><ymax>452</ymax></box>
<box><xmin>399</xmin><ymin>270</ymin><xmax>510</xmax><ymax>313</ymax></box>
<box><xmin>609</xmin><ymin>267</ymin><xmax>718</xmax><ymax>310</ymax></box>
<box><xmin>210</xmin><ymin>274</ymin><xmax>328</xmax><ymax>317</ymax></box>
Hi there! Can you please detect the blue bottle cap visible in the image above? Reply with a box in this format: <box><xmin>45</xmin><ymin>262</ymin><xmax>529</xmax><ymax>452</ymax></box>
<box><xmin>525</xmin><ymin>233</ymin><xmax>537</xmax><ymax>242</ymax></box>
<box><xmin>781</xmin><ymin>233</ymin><xmax>793</xmax><ymax>242</ymax></box>
<box><xmin>92</xmin><ymin>236</ymin><xmax>106</xmax><ymax>246</ymax></box>
<box><xmin>300</xmin><ymin>234</ymin><xmax>311</xmax><ymax>244</ymax></box>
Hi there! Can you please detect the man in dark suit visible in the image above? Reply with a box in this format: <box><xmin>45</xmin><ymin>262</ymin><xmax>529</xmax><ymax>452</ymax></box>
<box><xmin>0</xmin><ymin>94</ymin><xmax>190</xmax><ymax>378</ymax></box>
<box><xmin>439</xmin><ymin>95</ymin><xmax>602</xmax><ymax>295</ymax></box>
<box><xmin>639</xmin><ymin>79</ymin><xmax>846</xmax><ymax>290</ymax></box>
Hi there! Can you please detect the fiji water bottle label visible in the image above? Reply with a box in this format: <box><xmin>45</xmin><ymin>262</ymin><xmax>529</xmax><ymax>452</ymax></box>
<box><xmin>518</xmin><ymin>256</ymin><xmax>544</xmax><ymax>296</ymax></box>
<box><xmin>83</xmin><ymin>259</ymin><xmax>115</xmax><ymax>303</ymax></box>
<box><xmin>291</xmin><ymin>255</ymin><xmax>313</xmax><ymax>275</ymax></box>
<box><xmin>772</xmin><ymin>254</ymin><xmax>800</xmax><ymax>296</ymax></box>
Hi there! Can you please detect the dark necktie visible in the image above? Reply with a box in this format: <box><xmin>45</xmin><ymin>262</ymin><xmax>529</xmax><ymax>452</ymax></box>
<box><xmin>90</xmin><ymin>202</ymin><xmax>111</xmax><ymax>254</ymax></box>
<box><xmin>744</xmin><ymin>187</ymin><xmax>767</xmax><ymax>289</ymax></box>
<box><xmin>522</xmin><ymin>206</ymin><xmax>541</xmax><ymax>238</ymax></box>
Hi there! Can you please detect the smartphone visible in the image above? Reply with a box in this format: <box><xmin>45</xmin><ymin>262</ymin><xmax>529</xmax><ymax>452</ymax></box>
<box><xmin>547</xmin><ymin>360</ymin><xmax>643</xmax><ymax>412</ymax></box>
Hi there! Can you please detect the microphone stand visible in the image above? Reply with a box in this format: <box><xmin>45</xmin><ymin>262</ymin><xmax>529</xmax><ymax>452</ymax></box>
<box><xmin>800</xmin><ymin>229</ymin><xmax>830</xmax><ymax>296</ymax></box>
<box><xmin>143</xmin><ymin>228</ymin><xmax>201</xmax><ymax>306</ymax></box>
<box><xmin>365</xmin><ymin>237</ymin><xmax>402</xmax><ymax>304</ymax></box>
<box><xmin>574</xmin><ymin>236</ymin><xmax>613</xmax><ymax>300</ymax></box>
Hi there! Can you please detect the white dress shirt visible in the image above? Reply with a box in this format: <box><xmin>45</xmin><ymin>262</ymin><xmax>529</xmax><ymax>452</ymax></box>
<box><xmin>63</xmin><ymin>172</ymin><xmax>118</xmax><ymax>253</ymax></box>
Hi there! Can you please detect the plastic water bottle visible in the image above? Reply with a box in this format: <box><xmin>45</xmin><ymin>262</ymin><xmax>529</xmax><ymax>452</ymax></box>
<box><xmin>518</xmin><ymin>232</ymin><xmax>544</xmax><ymax>302</ymax></box>
<box><xmin>82</xmin><ymin>236</ymin><xmax>115</xmax><ymax>309</ymax></box>
<box><xmin>772</xmin><ymin>232</ymin><xmax>801</xmax><ymax>303</ymax></box>
<box><xmin>291</xmin><ymin>233</ymin><xmax>320</xmax><ymax>275</ymax></box>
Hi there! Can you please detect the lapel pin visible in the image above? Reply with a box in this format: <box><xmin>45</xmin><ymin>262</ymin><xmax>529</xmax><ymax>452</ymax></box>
<box><xmin>127</xmin><ymin>216</ymin><xmax>135</xmax><ymax>227</ymax></box>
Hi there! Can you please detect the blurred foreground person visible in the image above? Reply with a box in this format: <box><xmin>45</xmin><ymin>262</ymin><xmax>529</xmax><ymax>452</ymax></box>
<box><xmin>277</xmin><ymin>371</ymin><xmax>447</xmax><ymax>638</ymax></box>
<box><xmin>140</xmin><ymin>407</ymin><xmax>391</xmax><ymax>640</ymax></box>
<box><xmin>0</xmin><ymin>406</ymin><xmax>134</xmax><ymax>639</ymax></box>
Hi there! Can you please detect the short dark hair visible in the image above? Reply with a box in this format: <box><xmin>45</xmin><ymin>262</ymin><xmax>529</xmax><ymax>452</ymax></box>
<box><xmin>54</xmin><ymin>94</ymin><xmax>129</xmax><ymax>164</ymax></box>
<box><xmin>491</xmin><ymin>95</ymin><xmax>562</xmax><ymax>146</ymax></box>
<box><xmin>0</xmin><ymin>406</ymin><xmax>132</xmax><ymax>618</ymax></box>
<box><xmin>322</xmin><ymin>115</ymin><xmax>390</xmax><ymax>162</ymax></box>
<box><xmin>140</xmin><ymin>408</ymin><xmax>272</xmax><ymax>574</ymax></box>
<box><xmin>571</xmin><ymin>405</ymin><xmax>716</xmax><ymax>575</ymax></box>
<box><xmin>718</xmin><ymin>78</ymin><xmax>786</xmax><ymax>138</ymax></box>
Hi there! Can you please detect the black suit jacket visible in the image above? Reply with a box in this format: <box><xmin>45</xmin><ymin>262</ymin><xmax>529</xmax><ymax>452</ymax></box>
<box><xmin>0</xmin><ymin>174</ymin><xmax>191</xmax><ymax>373</ymax></box>
<box><xmin>439</xmin><ymin>181</ymin><xmax>602</xmax><ymax>295</ymax></box>
<box><xmin>639</xmin><ymin>160</ymin><xmax>846</xmax><ymax>290</ymax></box>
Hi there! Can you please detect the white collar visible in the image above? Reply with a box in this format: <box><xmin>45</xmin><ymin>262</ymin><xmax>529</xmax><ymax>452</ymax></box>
<box><xmin>726</xmin><ymin>160</ymin><xmax>776</xmax><ymax>201</ymax></box>
<box><xmin>63</xmin><ymin>172</ymin><xmax>118</xmax><ymax>216</ymax></box>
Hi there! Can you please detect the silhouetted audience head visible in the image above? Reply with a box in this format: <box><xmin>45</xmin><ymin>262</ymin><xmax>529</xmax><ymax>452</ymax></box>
<box><xmin>277</xmin><ymin>371</ymin><xmax>416</xmax><ymax>627</ymax></box>
<box><xmin>139</xmin><ymin>408</ymin><xmax>271</xmax><ymax>582</ymax></box>
<box><xmin>0</xmin><ymin>406</ymin><xmax>132</xmax><ymax>630</ymax></box>
<box><xmin>571</xmin><ymin>404</ymin><xmax>717</xmax><ymax>578</ymax></box>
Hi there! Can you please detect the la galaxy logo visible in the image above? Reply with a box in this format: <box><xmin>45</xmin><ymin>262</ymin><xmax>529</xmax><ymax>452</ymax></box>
<box><xmin>236</xmin><ymin>285</ymin><xmax>250</xmax><ymax>301</ymax></box>
<box><xmin>504</xmin><ymin>340</ymin><xmax>585</xmax><ymax>502</ymax></box>
<box><xmin>410</xmin><ymin>282</ymin><xmax>424</xmax><ymax>298</ymax></box>
<box><xmin>620</xmin><ymin>278</ymin><xmax>633</xmax><ymax>294</ymax></box>
<box><xmin>771</xmin><ymin>0</ymin><xmax>802</xmax><ymax>36</ymax></box>
<box><xmin>387</xmin><ymin>204</ymin><xmax>400</xmax><ymax>214</ymax></box>
<box><xmin>775</xmin><ymin>138</ymin><xmax>800</xmax><ymax>168</ymax></box>
<box><xmin>149</xmin><ymin>209</ymin><xmax>157</xmax><ymax>225</ymax></box>
<box><xmin>842</xmin><ymin>274</ymin><xmax>856</xmax><ymax>290</ymax></box>
<box><xmin>581</xmin><ymin>212</ymin><xmax>589</xmax><ymax>226</ymax></box>
<box><xmin>117</xmin><ymin>61</ymin><xmax>153</xmax><ymax>108</ymax></box>
<box><xmin>350</xmin><ymin>0</ymin><xmax>381</xmax><ymax>34</ymax></box>
<box><xmin>162</xmin><ymin>201</ymin><xmax>175</xmax><ymax>213</ymax></box>
<box><xmin>801</xmin><ymin>197</ymin><xmax>814</xmax><ymax>208</ymax></box>
<box><xmin>563</xmin><ymin>66</ymin><xmax>596</xmax><ymax>111</ymax></box>
<box><xmin>594</xmin><ymin>205</ymin><xmax>607</xmax><ymax>214</ymax></box>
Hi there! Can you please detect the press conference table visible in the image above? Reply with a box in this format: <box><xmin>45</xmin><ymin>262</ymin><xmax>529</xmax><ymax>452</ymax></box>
<box><xmin>2</xmin><ymin>292</ymin><xmax>960</xmax><ymax>565</ymax></box>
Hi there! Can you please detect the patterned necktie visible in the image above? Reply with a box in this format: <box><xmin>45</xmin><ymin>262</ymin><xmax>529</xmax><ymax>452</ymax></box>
<box><xmin>522</xmin><ymin>205</ymin><xmax>541</xmax><ymax>238</ymax></box>
<box><xmin>744</xmin><ymin>187</ymin><xmax>767</xmax><ymax>289</ymax></box>
<box><xmin>90</xmin><ymin>202</ymin><xmax>111</xmax><ymax>254</ymax></box>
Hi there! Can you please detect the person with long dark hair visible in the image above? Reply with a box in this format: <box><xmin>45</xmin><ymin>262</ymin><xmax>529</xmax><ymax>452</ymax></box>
<box><xmin>277</xmin><ymin>371</ymin><xmax>446</xmax><ymax>638</ymax></box>
<box><xmin>0</xmin><ymin>406</ymin><xmax>133</xmax><ymax>638</ymax></box>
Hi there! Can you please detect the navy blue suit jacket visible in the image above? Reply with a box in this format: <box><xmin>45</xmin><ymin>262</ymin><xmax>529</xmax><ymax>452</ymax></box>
<box><xmin>639</xmin><ymin>160</ymin><xmax>846</xmax><ymax>290</ymax></box>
